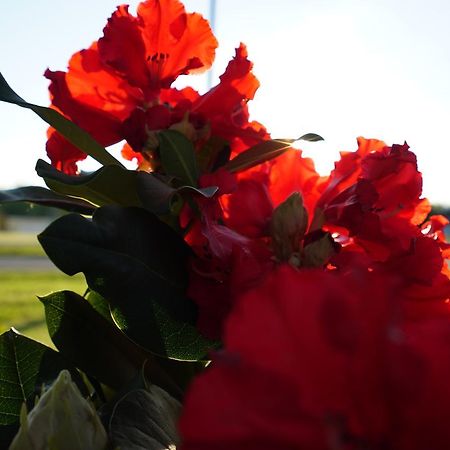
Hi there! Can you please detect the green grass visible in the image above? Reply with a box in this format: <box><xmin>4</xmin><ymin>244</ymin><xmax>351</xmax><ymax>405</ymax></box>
<box><xmin>0</xmin><ymin>232</ymin><xmax>46</xmax><ymax>256</ymax></box>
<box><xmin>0</xmin><ymin>271</ymin><xmax>86</xmax><ymax>346</ymax></box>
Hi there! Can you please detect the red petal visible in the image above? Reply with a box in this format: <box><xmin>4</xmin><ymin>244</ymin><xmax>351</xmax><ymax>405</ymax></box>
<box><xmin>194</xmin><ymin>43</ymin><xmax>259</xmax><ymax>118</ymax></box>
<box><xmin>46</xmin><ymin>43</ymin><xmax>138</xmax><ymax>147</ymax></box>
<box><xmin>269</xmin><ymin>148</ymin><xmax>321</xmax><ymax>215</ymax></box>
<box><xmin>98</xmin><ymin>5</ymin><xmax>150</xmax><ymax>89</ymax></box>
<box><xmin>137</xmin><ymin>0</ymin><xmax>217</xmax><ymax>86</ymax></box>
<box><xmin>100</xmin><ymin>0</ymin><xmax>217</xmax><ymax>92</ymax></box>
<box><xmin>318</xmin><ymin>137</ymin><xmax>386</xmax><ymax>207</ymax></box>
<box><xmin>46</xmin><ymin>128</ymin><xmax>86</xmax><ymax>175</ymax></box>
<box><xmin>66</xmin><ymin>42</ymin><xmax>140</xmax><ymax>121</ymax></box>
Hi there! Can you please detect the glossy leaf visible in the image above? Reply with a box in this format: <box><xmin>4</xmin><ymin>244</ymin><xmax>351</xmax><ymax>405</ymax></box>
<box><xmin>197</xmin><ymin>136</ymin><xmax>231</xmax><ymax>172</ymax></box>
<box><xmin>0</xmin><ymin>73</ymin><xmax>122</xmax><ymax>167</ymax></box>
<box><xmin>38</xmin><ymin>206</ymin><xmax>217</xmax><ymax>360</ymax></box>
<box><xmin>41</xmin><ymin>291</ymin><xmax>183</xmax><ymax>398</ymax></box>
<box><xmin>109</xmin><ymin>386</ymin><xmax>181</xmax><ymax>450</ymax></box>
<box><xmin>136</xmin><ymin>172</ymin><xmax>179</xmax><ymax>214</ymax></box>
<box><xmin>0</xmin><ymin>186</ymin><xmax>95</xmax><ymax>215</ymax></box>
<box><xmin>40</xmin><ymin>290</ymin><xmax>143</xmax><ymax>389</ymax></box>
<box><xmin>158</xmin><ymin>130</ymin><xmax>199</xmax><ymax>186</ymax></box>
<box><xmin>297</xmin><ymin>132</ymin><xmax>324</xmax><ymax>142</ymax></box>
<box><xmin>36</xmin><ymin>160</ymin><xmax>143</xmax><ymax>208</ymax></box>
<box><xmin>277</xmin><ymin>133</ymin><xmax>324</xmax><ymax>143</ymax></box>
<box><xmin>303</xmin><ymin>232</ymin><xmax>336</xmax><ymax>267</ymax></box>
<box><xmin>0</xmin><ymin>329</ymin><xmax>83</xmax><ymax>445</ymax></box>
<box><xmin>86</xmin><ymin>290</ymin><xmax>114</xmax><ymax>323</ymax></box>
<box><xmin>225</xmin><ymin>139</ymin><xmax>293</xmax><ymax>173</ymax></box>
<box><xmin>137</xmin><ymin>171</ymin><xmax>218</xmax><ymax>214</ymax></box>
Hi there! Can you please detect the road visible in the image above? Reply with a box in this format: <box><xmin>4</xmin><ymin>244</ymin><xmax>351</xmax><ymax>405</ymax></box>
<box><xmin>0</xmin><ymin>256</ymin><xmax>57</xmax><ymax>271</ymax></box>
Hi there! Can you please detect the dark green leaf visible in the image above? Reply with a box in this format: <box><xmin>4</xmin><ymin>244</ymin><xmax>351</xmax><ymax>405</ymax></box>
<box><xmin>0</xmin><ymin>72</ymin><xmax>122</xmax><ymax>167</ymax></box>
<box><xmin>36</xmin><ymin>160</ymin><xmax>143</xmax><ymax>208</ymax></box>
<box><xmin>38</xmin><ymin>206</ymin><xmax>217</xmax><ymax>360</ymax></box>
<box><xmin>297</xmin><ymin>132</ymin><xmax>324</xmax><ymax>142</ymax></box>
<box><xmin>277</xmin><ymin>134</ymin><xmax>324</xmax><ymax>143</ymax></box>
<box><xmin>136</xmin><ymin>172</ymin><xmax>179</xmax><ymax>214</ymax></box>
<box><xmin>137</xmin><ymin>172</ymin><xmax>218</xmax><ymax>215</ymax></box>
<box><xmin>179</xmin><ymin>185</ymin><xmax>218</xmax><ymax>198</ymax></box>
<box><xmin>303</xmin><ymin>232</ymin><xmax>336</xmax><ymax>267</ymax></box>
<box><xmin>40</xmin><ymin>291</ymin><xmax>143</xmax><ymax>390</ymax></box>
<box><xmin>0</xmin><ymin>186</ymin><xmax>95</xmax><ymax>215</ymax></box>
<box><xmin>225</xmin><ymin>139</ymin><xmax>293</xmax><ymax>173</ymax></box>
<box><xmin>158</xmin><ymin>130</ymin><xmax>199</xmax><ymax>186</ymax></box>
<box><xmin>197</xmin><ymin>136</ymin><xmax>231</xmax><ymax>172</ymax></box>
<box><xmin>0</xmin><ymin>329</ymin><xmax>83</xmax><ymax>444</ymax></box>
<box><xmin>41</xmin><ymin>290</ymin><xmax>183</xmax><ymax>398</ymax></box>
<box><xmin>109</xmin><ymin>387</ymin><xmax>180</xmax><ymax>450</ymax></box>
<box><xmin>86</xmin><ymin>290</ymin><xmax>114</xmax><ymax>323</ymax></box>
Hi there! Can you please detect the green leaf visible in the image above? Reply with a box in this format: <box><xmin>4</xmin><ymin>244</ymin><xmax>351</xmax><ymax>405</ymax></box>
<box><xmin>109</xmin><ymin>386</ymin><xmax>181</xmax><ymax>450</ymax></box>
<box><xmin>35</xmin><ymin>161</ymin><xmax>216</xmax><ymax>216</ymax></box>
<box><xmin>0</xmin><ymin>329</ymin><xmax>83</xmax><ymax>445</ymax></box>
<box><xmin>197</xmin><ymin>136</ymin><xmax>231</xmax><ymax>172</ymax></box>
<box><xmin>302</xmin><ymin>231</ymin><xmax>336</xmax><ymax>267</ymax></box>
<box><xmin>137</xmin><ymin>172</ymin><xmax>218</xmax><ymax>214</ymax></box>
<box><xmin>36</xmin><ymin>160</ymin><xmax>143</xmax><ymax>208</ymax></box>
<box><xmin>41</xmin><ymin>290</ymin><xmax>184</xmax><ymax>398</ymax></box>
<box><xmin>0</xmin><ymin>186</ymin><xmax>95</xmax><ymax>215</ymax></box>
<box><xmin>38</xmin><ymin>206</ymin><xmax>217</xmax><ymax>360</ymax></box>
<box><xmin>136</xmin><ymin>172</ymin><xmax>179</xmax><ymax>214</ymax></box>
<box><xmin>0</xmin><ymin>72</ymin><xmax>123</xmax><ymax>167</ymax></box>
<box><xmin>158</xmin><ymin>130</ymin><xmax>199</xmax><ymax>186</ymax></box>
<box><xmin>179</xmin><ymin>185</ymin><xmax>218</xmax><ymax>198</ymax></box>
<box><xmin>297</xmin><ymin>132</ymin><xmax>324</xmax><ymax>142</ymax></box>
<box><xmin>270</xmin><ymin>192</ymin><xmax>308</xmax><ymax>262</ymax></box>
<box><xmin>276</xmin><ymin>134</ymin><xmax>324</xmax><ymax>143</ymax></box>
<box><xmin>40</xmin><ymin>290</ymin><xmax>144</xmax><ymax>390</ymax></box>
<box><xmin>86</xmin><ymin>290</ymin><xmax>114</xmax><ymax>323</ymax></box>
<box><xmin>225</xmin><ymin>139</ymin><xmax>293</xmax><ymax>173</ymax></box>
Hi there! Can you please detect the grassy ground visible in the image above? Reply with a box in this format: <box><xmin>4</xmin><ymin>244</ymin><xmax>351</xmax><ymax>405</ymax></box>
<box><xmin>0</xmin><ymin>232</ymin><xmax>46</xmax><ymax>256</ymax></box>
<box><xmin>0</xmin><ymin>271</ymin><xmax>86</xmax><ymax>346</ymax></box>
<box><xmin>0</xmin><ymin>231</ymin><xmax>85</xmax><ymax>346</ymax></box>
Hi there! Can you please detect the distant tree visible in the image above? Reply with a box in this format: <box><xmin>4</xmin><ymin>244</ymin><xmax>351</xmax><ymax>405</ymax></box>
<box><xmin>431</xmin><ymin>205</ymin><xmax>450</xmax><ymax>220</ymax></box>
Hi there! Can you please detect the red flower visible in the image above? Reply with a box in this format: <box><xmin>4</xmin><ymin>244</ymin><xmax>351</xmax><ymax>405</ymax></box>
<box><xmin>98</xmin><ymin>1</ymin><xmax>217</xmax><ymax>94</ymax></box>
<box><xmin>223</xmin><ymin>173</ymin><xmax>274</xmax><ymax>238</ymax></box>
<box><xmin>44</xmin><ymin>1</ymin><xmax>269</xmax><ymax>175</ymax></box>
<box><xmin>45</xmin><ymin>0</ymin><xmax>218</xmax><ymax>173</ymax></box>
<box><xmin>180</xmin><ymin>264</ymin><xmax>450</xmax><ymax>450</ymax></box>
<box><xmin>191</xmin><ymin>43</ymin><xmax>269</xmax><ymax>156</ymax></box>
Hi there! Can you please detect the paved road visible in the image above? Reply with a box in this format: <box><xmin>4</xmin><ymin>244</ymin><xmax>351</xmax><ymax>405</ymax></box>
<box><xmin>0</xmin><ymin>256</ymin><xmax>58</xmax><ymax>271</ymax></box>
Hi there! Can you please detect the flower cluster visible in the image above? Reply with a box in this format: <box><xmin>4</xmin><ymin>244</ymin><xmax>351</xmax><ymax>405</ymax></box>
<box><xmin>45</xmin><ymin>0</ymin><xmax>450</xmax><ymax>447</ymax></box>
<box><xmin>45</xmin><ymin>0</ymin><xmax>266</xmax><ymax>174</ymax></box>
<box><xmin>0</xmin><ymin>0</ymin><xmax>449</xmax><ymax>449</ymax></box>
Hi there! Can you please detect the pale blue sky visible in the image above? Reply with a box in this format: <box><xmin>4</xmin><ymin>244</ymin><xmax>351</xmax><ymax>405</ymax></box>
<box><xmin>1</xmin><ymin>0</ymin><xmax>449</xmax><ymax>204</ymax></box>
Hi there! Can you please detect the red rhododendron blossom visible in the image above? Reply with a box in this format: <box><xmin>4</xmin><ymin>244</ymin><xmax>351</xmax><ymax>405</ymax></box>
<box><xmin>44</xmin><ymin>0</ymin><xmax>217</xmax><ymax>172</ymax></box>
<box><xmin>180</xmin><ymin>265</ymin><xmax>450</xmax><ymax>450</ymax></box>
<box><xmin>122</xmin><ymin>43</ymin><xmax>269</xmax><ymax>159</ymax></box>
<box><xmin>98</xmin><ymin>1</ymin><xmax>217</xmax><ymax>92</ymax></box>
<box><xmin>44</xmin><ymin>0</ymin><xmax>269</xmax><ymax>174</ymax></box>
<box><xmin>187</xmin><ymin>134</ymin><xmax>449</xmax><ymax>339</ymax></box>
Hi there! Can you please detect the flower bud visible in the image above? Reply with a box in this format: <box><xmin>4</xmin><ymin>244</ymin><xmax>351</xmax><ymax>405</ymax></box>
<box><xmin>270</xmin><ymin>192</ymin><xmax>308</xmax><ymax>262</ymax></box>
<box><xmin>9</xmin><ymin>370</ymin><xmax>108</xmax><ymax>450</ymax></box>
<box><xmin>169</xmin><ymin>112</ymin><xmax>197</xmax><ymax>142</ymax></box>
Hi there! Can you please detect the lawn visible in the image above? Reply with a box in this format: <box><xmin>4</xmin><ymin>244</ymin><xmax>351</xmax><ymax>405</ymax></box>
<box><xmin>0</xmin><ymin>271</ymin><xmax>86</xmax><ymax>346</ymax></box>
<box><xmin>0</xmin><ymin>231</ymin><xmax>86</xmax><ymax>346</ymax></box>
<box><xmin>0</xmin><ymin>231</ymin><xmax>46</xmax><ymax>256</ymax></box>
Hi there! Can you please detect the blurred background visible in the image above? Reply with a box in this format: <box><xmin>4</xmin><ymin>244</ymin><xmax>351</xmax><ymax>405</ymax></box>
<box><xmin>0</xmin><ymin>0</ymin><xmax>448</xmax><ymax>341</ymax></box>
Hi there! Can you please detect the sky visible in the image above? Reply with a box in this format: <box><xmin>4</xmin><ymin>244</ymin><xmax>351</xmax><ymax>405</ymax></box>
<box><xmin>0</xmin><ymin>0</ymin><xmax>449</xmax><ymax>204</ymax></box>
